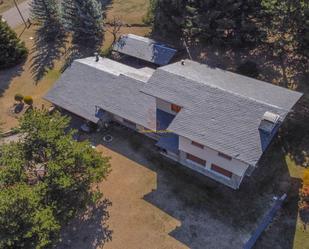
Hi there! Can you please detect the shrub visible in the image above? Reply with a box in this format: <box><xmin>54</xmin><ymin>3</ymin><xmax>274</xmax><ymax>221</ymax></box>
<box><xmin>237</xmin><ymin>60</ymin><xmax>259</xmax><ymax>78</ymax></box>
<box><xmin>100</xmin><ymin>46</ymin><xmax>113</xmax><ymax>57</ymax></box>
<box><xmin>14</xmin><ymin>93</ymin><xmax>24</xmax><ymax>102</ymax></box>
<box><xmin>0</xmin><ymin>17</ymin><xmax>28</xmax><ymax>69</ymax></box>
<box><xmin>23</xmin><ymin>96</ymin><xmax>33</xmax><ymax>105</ymax></box>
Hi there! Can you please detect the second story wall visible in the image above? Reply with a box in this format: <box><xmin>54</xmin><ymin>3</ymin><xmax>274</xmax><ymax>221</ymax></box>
<box><xmin>156</xmin><ymin>98</ymin><xmax>178</xmax><ymax>115</ymax></box>
<box><xmin>178</xmin><ymin>136</ymin><xmax>249</xmax><ymax>177</ymax></box>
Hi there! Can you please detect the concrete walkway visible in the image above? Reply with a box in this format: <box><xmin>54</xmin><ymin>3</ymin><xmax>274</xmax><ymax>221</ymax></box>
<box><xmin>2</xmin><ymin>0</ymin><xmax>31</xmax><ymax>28</ymax></box>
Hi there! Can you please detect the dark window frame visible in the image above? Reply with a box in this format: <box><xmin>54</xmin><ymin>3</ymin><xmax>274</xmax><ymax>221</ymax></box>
<box><xmin>211</xmin><ymin>164</ymin><xmax>233</xmax><ymax>178</ymax></box>
<box><xmin>186</xmin><ymin>153</ymin><xmax>206</xmax><ymax>166</ymax></box>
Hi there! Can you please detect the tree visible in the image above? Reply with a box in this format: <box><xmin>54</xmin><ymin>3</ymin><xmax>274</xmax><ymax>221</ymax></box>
<box><xmin>261</xmin><ymin>0</ymin><xmax>309</xmax><ymax>57</ymax></box>
<box><xmin>0</xmin><ymin>17</ymin><xmax>28</xmax><ymax>69</ymax></box>
<box><xmin>30</xmin><ymin>0</ymin><xmax>63</xmax><ymax>39</ymax></box>
<box><xmin>0</xmin><ymin>109</ymin><xmax>110</xmax><ymax>248</ymax></box>
<box><xmin>108</xmin><ymin>17</ymin><xmax>124</xmax><ymax>45</ymax></box>
<box><xmin>151</xmin><ymin>0</ymin><xmax>264</xmax><ymax>46</ymax></box>
<box><xmin>0</xmin><ymin>184</ymin><xmax>60</xmax><ymax>249</ymax></box>
<box><xmin>62</xmin><ymin>0</ymin><xmax>104</xmax><ymax>46</ymax></box>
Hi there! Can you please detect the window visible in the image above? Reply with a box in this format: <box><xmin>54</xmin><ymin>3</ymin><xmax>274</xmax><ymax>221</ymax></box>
<box><xmin>211</xmin><ymin>164</ymin><xmax>233</xmax><ymax>178</ymax></box>
<box><xmin>218</xmin><ymin>152</ymin><xmax>232</xmax><ymax>161</ymax></box>
<box><xmin>123</xmin><ymin>119</ymin><xmax>136</xmax><ymax>127</ymax></box>
<box><xmin>171</xmin><ymin>104</ymin><xmax>181</xmax><ymax>113</ymax></box>
<box><xmin>186</xmin><ymin>153</ymin><xmax>206</xmax><ymax>166</ymax></box>
<box><xmin>191</xmin><ymin>141</ymin><xmax>204</xmax><ymax>149</ymax></box>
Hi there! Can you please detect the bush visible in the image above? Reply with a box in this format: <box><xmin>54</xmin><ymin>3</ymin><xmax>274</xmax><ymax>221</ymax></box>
<box><xmin>14</xmin><ymin>93</ymin><xmax>24</xmax><ymax>102</ymax></box>
<box><xmin>237</xmin><ymin>60</ymin><xmax>259</xmax><ymax>78</ymax></box>
<box><xmin>0</xmin><ymin>17</ymin><xmax>28</xmax><ymax>69</ymax></box>
<box><xmin>23</xmin><ymin>96</ymin><xmax>33</xmax><ymax>105</ymax></box>
<box><xmin>100</xmin><ymin>46</ymin><xmax>113</xmax><ymax>57</ymax></box>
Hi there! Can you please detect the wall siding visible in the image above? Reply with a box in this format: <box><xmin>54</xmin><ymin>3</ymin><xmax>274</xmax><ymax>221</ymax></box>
<box><xmin>178</xmin><ymin>136</ymin><xmax>249</xmax><ymax>178</ymax></box>
<box><xmin>156</xmin><ymin>98</ymin><xmax>178</xmax><ymax>115</ymax></box>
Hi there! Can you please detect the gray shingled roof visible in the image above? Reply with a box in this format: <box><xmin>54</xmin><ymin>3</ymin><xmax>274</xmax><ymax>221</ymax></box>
<box><xmin>161</xmin><ymin>60</ymin><xmax>302</xmax><ymax>111</ymax></box>
<box><xmin>141</xmin><ymin>63</ymin><xmax>303</xmax><ymax>165</ymax></box>
<box><xmin>113</xmin><ymin>34</ymin><xmax>177</xmax><ymax>66</ymax></box>
<box><xmin>45</xmin><ymin>61</ymin><xmax>156</xmax><ymax>129</ymax></box>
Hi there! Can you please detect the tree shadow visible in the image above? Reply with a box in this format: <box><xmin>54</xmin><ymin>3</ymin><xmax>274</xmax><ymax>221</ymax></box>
<box><xmin>30</xmin><ymin>27</ymin><xmax>67</xmax><ymax>83</ymax></box>
<box><xmin>56</xmin><ymin>198</ymin><xmax>113</xmax><ymax>249</ymax></box>
<box><xmin>0</xmin><ymin>62</ymin><xmax>25</xmax><ymax>97</ymax></box>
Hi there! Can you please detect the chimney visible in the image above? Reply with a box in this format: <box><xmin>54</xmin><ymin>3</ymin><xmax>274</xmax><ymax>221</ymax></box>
<box><xmin>94</xmin><ymin>52</ymin><xmax>99</xmax><ymax>62</ymax></box>
<box><xmin>181</xmin><ymin>59</ymin><xmax>185</xmax><ymax>65</ymax></box>
<box><xmin>259</xmin><ymin>111</ymin><xmax>280</xmax><ymax>134</ymax></box>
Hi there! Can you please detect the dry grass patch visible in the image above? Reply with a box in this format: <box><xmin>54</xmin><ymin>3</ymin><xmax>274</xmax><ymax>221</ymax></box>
<box><xmin>106</xmin><ymin>0</ymin><xmax>149</xmax><ymax>24</ymax></box>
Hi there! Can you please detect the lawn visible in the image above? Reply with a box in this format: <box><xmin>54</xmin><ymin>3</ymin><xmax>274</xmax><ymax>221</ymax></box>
<box><xmin>106</xmin><ymin>0</ymin><xmax>149</xmax><ymax>24</ymax></box>
<box><xmin>56</xmin><ymin>125</ymin><xmax>309</xmax><ymax>249</ymax></box>
<box><xmin>0</xmin><ymin>0</ymin><xmax>27</xmax><ymax>13</ymax></box>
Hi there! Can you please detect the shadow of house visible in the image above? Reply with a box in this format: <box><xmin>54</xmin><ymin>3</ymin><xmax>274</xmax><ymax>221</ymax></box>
<box><xmin>93</xmin><ymin>125</ymin><xmax>300</xmax><ymax>249</ymax></box>
<box><xmin>30</xmin><ymin>27</ymin><xmax>67</xmax><ymax>83</ymax></box>
<box><xmin>56</xmin><ymin>199</ymin><xmax>113</xmax><ymax>249</ymax></box>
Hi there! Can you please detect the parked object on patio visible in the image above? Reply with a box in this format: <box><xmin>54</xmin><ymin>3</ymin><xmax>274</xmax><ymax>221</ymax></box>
<box><xmin>80</xmin><ymin>121</ymin><xmax>97</xmax><ymax>133</ymax></box>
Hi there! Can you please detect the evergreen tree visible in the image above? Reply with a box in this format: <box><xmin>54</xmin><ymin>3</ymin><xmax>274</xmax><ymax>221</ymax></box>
<box><xmin>152</xmin><ymin>0</ymin><xmax>263</xmax><ymax>46</ymax></box>
<box><xmin>0</xmin><ymin>17</ymin><xmax>28</xmax><ymax>69</ymax></box>
<box><xmin>30</xmin><ymin>0</ymin><xmax>63</xmax><ymax>38</ymax></box>
<box><xmin>62</xmin><ymin>0</ymin><xmax>104</xmax><ymax>46</ymax></box>
<box><xmin>0</xmin><ymin>109</ymin><xmax>110</xmax><ymax>248</ymax></box>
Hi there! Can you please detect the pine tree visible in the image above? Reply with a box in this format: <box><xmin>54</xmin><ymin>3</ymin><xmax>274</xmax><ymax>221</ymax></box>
<box><xmin>30</xmin><ymin>0</ymin><xmax>63</xmax><ymax>38</ymax></box>
<box><xmin>0</xmin><ymin>17</ymin><xmax>28</xmax><ymax>69</ymax></box>
<box><xmin>62</xmin><ymin>0</ymin><xmax>104</xmax><ymax>46</ymax></box>
<box><xmin>152</xmin><ymin>0</ymin><xmax>263</xmax><ymax>46</ymax></box>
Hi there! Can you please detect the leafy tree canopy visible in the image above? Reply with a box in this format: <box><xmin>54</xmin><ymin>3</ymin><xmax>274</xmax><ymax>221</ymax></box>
<box><xmin>0</xmin><ymin>109</ymin><xmax>110</xmax><ymax>248</ymax></box>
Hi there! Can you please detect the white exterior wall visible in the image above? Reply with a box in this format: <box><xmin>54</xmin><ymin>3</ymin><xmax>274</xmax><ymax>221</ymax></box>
<box><xmin>179</xmin><ymin>136</ymin><xmax>249</xmax><ymax>177</ymax></box>
<box><xmin>156</xmin><ymin>98</ymin><xmax>178</xmax><ymax>115</ymax></box>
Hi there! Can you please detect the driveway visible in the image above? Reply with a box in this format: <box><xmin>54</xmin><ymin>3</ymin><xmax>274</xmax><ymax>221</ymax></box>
<box><xmin>2</xmin><ymin>0</ymin><xmax>31</xmax><ymax>28</ymax></box>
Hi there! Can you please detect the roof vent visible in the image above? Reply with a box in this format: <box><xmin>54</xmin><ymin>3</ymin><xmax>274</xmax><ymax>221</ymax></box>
<box><xmin>94</xmin><ymin>52</ymin><xmax>99</xmax><ymax>62</ymax></box>
<box><xmin>259</xmin><ymin>111</ymin><xmax>280</xmax><ymax>134</ymax></box>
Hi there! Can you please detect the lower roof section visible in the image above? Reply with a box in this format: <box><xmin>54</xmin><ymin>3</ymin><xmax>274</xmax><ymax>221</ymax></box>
<box><xmin>45</xmin><ymin>61</ymin><xmax>156</xmax><ymax>130</ymax></box>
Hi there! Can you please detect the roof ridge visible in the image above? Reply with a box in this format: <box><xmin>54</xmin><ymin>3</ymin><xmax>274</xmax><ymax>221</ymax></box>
<box><xmin>158</xmin><ymin>68</ymin><xmax>287</xmax><ymax>112</ymax></box>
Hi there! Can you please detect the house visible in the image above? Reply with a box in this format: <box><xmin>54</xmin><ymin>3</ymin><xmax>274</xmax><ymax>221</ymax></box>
<box><xmin>45</xmin><ymin>56</ymin><xmax>302</xmax><ymax>189</ymax></box>
<box><xmin>113</xmin><ymin>34</ymin><xmax>177</xmax><ymax>66</ymax></box>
